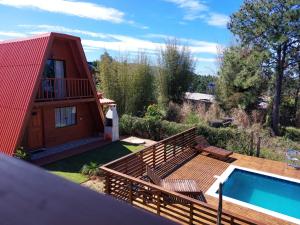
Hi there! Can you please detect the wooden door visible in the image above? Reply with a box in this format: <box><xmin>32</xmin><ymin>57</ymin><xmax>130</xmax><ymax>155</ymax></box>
<box><xmin>28</xmin><ymin>108</ymin><xmax>44</xmax><ymax>150</ymax></box>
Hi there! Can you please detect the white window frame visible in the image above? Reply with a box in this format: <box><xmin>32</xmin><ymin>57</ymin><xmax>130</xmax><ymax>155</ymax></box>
<box><xmin>55</xmin><ymin>106</ymin><xmax>76</xmax><ymax>128</ymax></box>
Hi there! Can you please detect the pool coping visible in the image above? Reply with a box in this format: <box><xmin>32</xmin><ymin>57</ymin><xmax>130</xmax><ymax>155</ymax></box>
<box><xmin>206</xmin><ymin>165</ymin><xmax>300</xmax><ymax>225</ymax></box>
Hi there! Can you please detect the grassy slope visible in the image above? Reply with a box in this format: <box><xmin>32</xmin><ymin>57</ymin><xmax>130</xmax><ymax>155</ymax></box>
<box><xmin>44</xmin><ymin>141</ymin><xmax>143</xmax><ymax>183</ymax></box>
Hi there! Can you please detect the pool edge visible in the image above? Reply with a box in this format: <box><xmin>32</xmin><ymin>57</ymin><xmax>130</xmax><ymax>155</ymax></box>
<box><xmin>206</xmin><ymin>165</ymin><xmax>300</xmax><ymax>225</ymax></box>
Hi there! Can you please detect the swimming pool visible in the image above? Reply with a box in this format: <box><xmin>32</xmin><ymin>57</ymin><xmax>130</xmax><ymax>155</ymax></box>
<box><xmin>207</xmin><ymin>166</ymin><xmax>300</xmax><ymax>224</ymax></box>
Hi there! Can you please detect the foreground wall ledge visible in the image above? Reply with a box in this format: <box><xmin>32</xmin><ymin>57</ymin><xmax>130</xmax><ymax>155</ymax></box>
<box><xmin>0</xmin><ymin>153</ymin><xmax>177</xmax><ymax>225</ymax></box>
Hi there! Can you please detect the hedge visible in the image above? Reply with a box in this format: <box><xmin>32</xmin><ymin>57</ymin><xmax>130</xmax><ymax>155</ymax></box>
<box><xmin>284</xmin><ymin>127</ymin><xmax>300</xmax><ymax>142</ymax></box>
<box><xmin>120</xmin><ymin>114</ymin><xmax>253</xmax><ymax>155</ymax></box>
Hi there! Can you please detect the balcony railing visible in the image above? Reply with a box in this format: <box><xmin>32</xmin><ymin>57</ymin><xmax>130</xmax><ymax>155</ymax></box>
<box><xmin>36</xmin><ymin>78</ymin><xmax>94</xmax><ymax>101</ymax></box>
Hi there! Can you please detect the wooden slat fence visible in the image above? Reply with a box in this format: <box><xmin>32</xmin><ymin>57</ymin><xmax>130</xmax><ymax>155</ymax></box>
<box><xmin>101</xmin><ymin>128</ymin><xmax>264</xmax><ymax>225</ymax></box>
<box><xmin>105</xmin><ymin>128</ymin><xmax>197</xmax><ymax>177</ymax></box>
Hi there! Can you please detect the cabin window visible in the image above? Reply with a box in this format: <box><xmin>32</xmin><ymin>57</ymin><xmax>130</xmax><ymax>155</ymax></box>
<box><xmin>43</xmin><ymin>59</ymin><xmax>65</xmax><ymax>79</ymax></box>
<box><xmin>43</xmin><ymin>60</ymin><xmax>66</xmax><ymax>98</ymax></box>
<box><xmin>55</xmin><ymin>106</ymin><xmax>76</xmax><ymax>128</ymax></box>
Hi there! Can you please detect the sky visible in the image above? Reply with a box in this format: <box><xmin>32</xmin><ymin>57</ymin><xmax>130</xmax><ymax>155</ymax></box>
<box><xmin>0</xmin><ymin>0</ymin><xmax>243</xmax><ymax>74</ymax></box>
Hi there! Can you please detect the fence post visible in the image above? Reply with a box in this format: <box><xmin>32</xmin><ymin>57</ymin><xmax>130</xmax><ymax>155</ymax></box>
<box><xmin>153</xmin><ymin>145</ymin><xmax>156</xmax><ymax>168</ymax></box>
<box><xmin>128</xmin><ymin>180</ymin><xmax>133</xmax><ymax>204</ymax></box>
<box><xmin>256</xmin><ymin>136</ymin><xmax>261</xmax><ymax>157</ymax></box>
<box><xmin>157</xmin><ymin>191</ymin><xmax>161</xmax><ymax>215</ymax></box>
<box><xmin>105</xmin><ymin>172</ymin><xmax>111</xmax><ymax>195</ymax></box>
<box><xmin>249</xmin><ymin>131</ymin><xmax>254</xmax><ymax>156</ymax></box>
<box><xmin>173</xmin><ymin>139</ymin><xmax>176</xmax><ymax>157</ymax></box>
<box><xmin>189</xmin><ymin>203</ymin><xmax>194</xmax><ymax>225</ymax></box>
<box><xmin>164</xmin><ymin>143</ymin><xmax>167</xmax><ymax>162</ymax></box>
<box><xmin>217</xmin><ymin>182</ymin><xmax>223</xmax><ymax>225</ymax></box>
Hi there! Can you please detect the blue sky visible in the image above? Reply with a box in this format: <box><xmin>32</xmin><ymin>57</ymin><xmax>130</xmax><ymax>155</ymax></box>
<box><xmin>0</xmin><ymin>0</ymin><xmax>242</xmax><ymax>74</ymax></box>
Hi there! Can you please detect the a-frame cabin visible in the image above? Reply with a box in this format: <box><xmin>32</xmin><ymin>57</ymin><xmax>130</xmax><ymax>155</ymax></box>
<box><xmin>0</xmin><ymin>32</ymin><xmax>106</xmax><ymax>162</ymax></box>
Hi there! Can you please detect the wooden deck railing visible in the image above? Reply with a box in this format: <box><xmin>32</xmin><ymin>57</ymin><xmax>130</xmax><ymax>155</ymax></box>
<box><xmin>101</xmin><ymin>128</ymin><xmax>264</xmax><ymax>225</ymax></box>
<box><xmin>36</xmin><ymin>78</ymin><xmax>93</xmax><ymax>101</ymax></box>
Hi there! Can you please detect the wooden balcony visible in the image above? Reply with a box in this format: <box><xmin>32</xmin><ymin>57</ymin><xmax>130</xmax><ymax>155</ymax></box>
<box><xmin>36</xmin><ymin>78</ymin><xmax>93</xmax><ymax>101</ymax></box>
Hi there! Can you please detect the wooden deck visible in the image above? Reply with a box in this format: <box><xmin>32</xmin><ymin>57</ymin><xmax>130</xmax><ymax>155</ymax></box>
<box><xmin>167</xmin><ymin>153</ymin><xmax>300</xmax><ymax>225</ymax></box>
<box><xmin>102</xmin><ymin>128</ymin><xmax>263</xmax><ymax>225</ymax></box>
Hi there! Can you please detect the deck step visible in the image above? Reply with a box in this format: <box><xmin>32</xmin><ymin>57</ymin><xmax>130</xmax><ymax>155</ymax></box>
<box><xmin>32</xmin><ymin>138</ymin><xmax>111</xmax><ymax>166</ymax></box>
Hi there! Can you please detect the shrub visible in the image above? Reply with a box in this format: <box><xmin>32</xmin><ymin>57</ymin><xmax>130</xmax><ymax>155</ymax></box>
<box><xmin>231</xmin><ymin>108</ymin><xmax>250</xmax><ymax>128</ymax></box>
<box><xmin>80</xmin><ymin>162</ymin><xmax>100</xmax><ymax>177</ymax></box>
<box><xmin>144</xmin><ymin>104</ymin><xmax>164</xmax><ymax>120</ymax></box>
<box><xmin>166</xmin><ymin>101</ymin><xmax>182</xmax><ymax>122</ymax></box>
<box><xmin>184</xmin><ymin>111</ymin><xmax>204</xmax><ymax>124</ymax></box>
<box><xmin>14</xmin><ymin>147</ymin><xmax>31</xmax><ymax>161</ymax></box>
<box><xmin>120</xmin><ymin>114</ymin><xmax>295</xmax><ymax>161</ymax></box>
<box><xmin>120</xmin><ymin>114</ymin><xmax>252</xmax><ymax>154</ymax></box>
<box><xmin>284</xmin><ymin>127</ymin><xmax>300</xmax><ymax>142</ymax></box>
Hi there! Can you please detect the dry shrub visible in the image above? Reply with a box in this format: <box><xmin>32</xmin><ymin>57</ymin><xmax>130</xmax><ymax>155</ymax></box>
<box><xmin>167</xmin><ymin>101</ymin><xmax>226</xmax><ymax>125</ymax></box>
<box><xmin>166</xmin><ymin>101</ymin><xmax>182</xmax><ymax>122</ymax></box>
<box><xmin>251</xmin><ymin>110</ymin><xmax>265</xmax><ymax>124</ymax></box>
<box><xmin>194</xmin><ymin>103</ymin><xmax>206</xmax><ymax>118</ymax></box>
<box><xmin>181</xmin><ymin>102</ymin><xmax>193</xmax><ymax>120</ymax></box>
<box><xmin>231</xmin><ymin>108</ymin><xmax>250</xmax><ymax>128</ymax></box>
<box><xmin>205</xmin><ymin>103</ymin><xmax>225</xmax><ymax>122</ymax></box>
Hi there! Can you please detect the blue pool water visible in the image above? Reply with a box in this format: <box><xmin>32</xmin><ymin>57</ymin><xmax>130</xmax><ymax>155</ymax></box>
<box><xmin>222</xmin><ymin>169</ymin><xmax>300</xmax><ymax>220</ymax></box>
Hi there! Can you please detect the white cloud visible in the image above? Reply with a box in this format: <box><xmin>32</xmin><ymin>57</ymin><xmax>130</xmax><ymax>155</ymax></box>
<box><xmin>0</xmin><ymin>31</ymin><xmax>26</xmax><ymax>37</ymax></box>
<box><xmin>0</xmin><ymin>0</ymin><xmax>125</xmax><ymax>23</ymax></box>
<box><xmin>207</xmin><ymin>13</ymin><xmax>229</xmax><ymax>27</ymax></box>
<box><xmin>164</xmin><ymin>0</ymin><xmax>229</xmax><ymax>27</ymax></box>
<box><xmin>143</xmin><ymin>33</ymin><xmax>219</xmax><ymax>54</ymax></box>
<box><xmin>82</xmin><ymin>35</ymin><xmax>218</xmax><ymax>55</ymax></box>
<box><xmin>165</xmin><ymin>0</ymin><xmax>207</xmax><ymax>20</ymax></box>
<box><xmin>18</xmin><ymin>24</ymin><xmax>219</xmax><ymax>54</ymax></box>
<box><xmin>194</xmin><ymin>57</ymin><xmax>216</xmax><ymax>62</ymax></box>
<box><xmin>20</xmin><ymin>24</ymin><xmax>110</xmax><ymax>39</ymax></box>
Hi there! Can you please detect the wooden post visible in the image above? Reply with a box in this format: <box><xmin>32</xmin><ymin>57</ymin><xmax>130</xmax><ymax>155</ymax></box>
<box><xmin>156</xmin><ymin>191</ymin><xmax>161</xmax><ymax>215</ymax></box>
<box><xmin>216</xmin><ymin>182</ymin><xmax>223</xmax><ymax>225</ymax></box>
<box><xmin>256</xmin><ymin>136</ymin><xmax>261</xmax><ymax>157</ymax></box>
<box><xmin>173</xmin><ymin>139</ymin><xmax>176</xmax><ymax>157</ymax></box>
<box><xmin>105</xmin><ymin>173</ymin><xmax>111</xmax><ymax>195</ymax></box>
<box><xmin>249</xmin><ymin>131</ymin><xmax>254</xmax><ymax>156</ymax></box>
<box><xmin>153</xmin><ymin>146</ymin><xmax>156</xmax><ymax>168</ymax></box>
<box><xmin>189</xmin><ymin>203</ymin><xmax>194</xmax><ymax>225</ymax></box>
<box><xmin>164</xmin><ymin>144</ymin><xmax>167</xmax><ymax>162</ymax></box>
<box><xmin>128</xmin><ymin>180</ymin><xmax>133</xmax><ymax>204</ymax></box>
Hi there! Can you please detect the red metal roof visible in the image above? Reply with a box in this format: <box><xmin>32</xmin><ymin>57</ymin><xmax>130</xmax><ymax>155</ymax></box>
<box><xmin>0</xmin><ymin>34</ymin><xmax>50</xmax><ymax>155</ymax></box>
<box><xmin>0</xmin><ymin>32</ymin><xmax>103</xmax><ymax>156</ymax></box>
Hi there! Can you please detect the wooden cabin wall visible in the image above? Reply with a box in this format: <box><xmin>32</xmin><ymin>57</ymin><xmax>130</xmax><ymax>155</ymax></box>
<box><xmin>42</xmin><ymin>102</ymin><xmax>99</xmax><ymax>147</ymax></box>
<box><xmin>49</xmin><ymin>39</ymin><xmax>84</xmax><ymax>79</ymax></box>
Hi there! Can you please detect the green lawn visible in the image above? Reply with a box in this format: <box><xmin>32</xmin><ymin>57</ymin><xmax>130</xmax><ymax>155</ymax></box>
<box><xmin>44</xmin><ymin>141</ymin><xmax>143</xmax><ymax>183</ymax></box>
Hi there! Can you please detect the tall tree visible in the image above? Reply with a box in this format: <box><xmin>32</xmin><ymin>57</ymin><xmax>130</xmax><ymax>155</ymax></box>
<box><xmin>98</xmin><ymin>52</ymin><xmax>155</xmax><ymax>116</ymax></box>
<box><xmin>126</xmin><ymin>54</ymin><xmax>155</xmax><ymax>115</ymax></box>
<box><xmin>216</xmin><ymin>45</ymin><xmax>268</xmax><ymax>111</ymax></box>
<box><xmin>98</xmin><ymin>51</ymin><xmax>115</xmax><ymax>98</ymax></box>
<box><xmin>190</xmin><ymin>74</ymin><xmax>217</xmax><ymax>94</ymax></box>
<box><xmin>228</xmin><ymin>0</ymin><xmax>300</xmax><ymax>134</ymax></box>
<box><xmin>157</xmin><ymin>40</ymin><xmax>194</xmax><ymax>105</ymax></box>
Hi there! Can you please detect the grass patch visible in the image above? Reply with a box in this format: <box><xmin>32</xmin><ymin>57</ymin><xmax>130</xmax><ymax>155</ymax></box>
<box><xmin>44</xmin><ymin>141</ymin><xmax>143</xmax><ymax>183</ymax></box>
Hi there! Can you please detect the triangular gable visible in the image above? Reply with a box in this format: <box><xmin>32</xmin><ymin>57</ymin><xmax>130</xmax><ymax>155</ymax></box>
<box><xmin>0</xmin><ymin>32</ymin><xmax>104</xmax><ymax>156</ymax></box>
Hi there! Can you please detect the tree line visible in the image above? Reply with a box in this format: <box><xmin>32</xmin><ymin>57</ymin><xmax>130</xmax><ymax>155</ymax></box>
<box><xmin>94</xmin><ymin>0</ymin><xmax>300</xmax><ymax>135</ymax></box>
<box><xmin>96</xmin><ymin>40</ymin><xmax>195</xmax><ymax>115</ymax></box>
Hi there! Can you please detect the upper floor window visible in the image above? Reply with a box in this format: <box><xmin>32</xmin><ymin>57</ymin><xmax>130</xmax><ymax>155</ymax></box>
<box><xmin>43</xmin><ymin>59</ymin><xmax>65</xmax><ymax>79</ymax></box>
<box><xmin>55</xmin><ymin>106</ymin><xmax>76</xmax><ymax>128</ymax></box>
<box><xmin>43</xmin><ymin>60</ymin><xmax>66</xmax><ymax>98</ymax></box>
